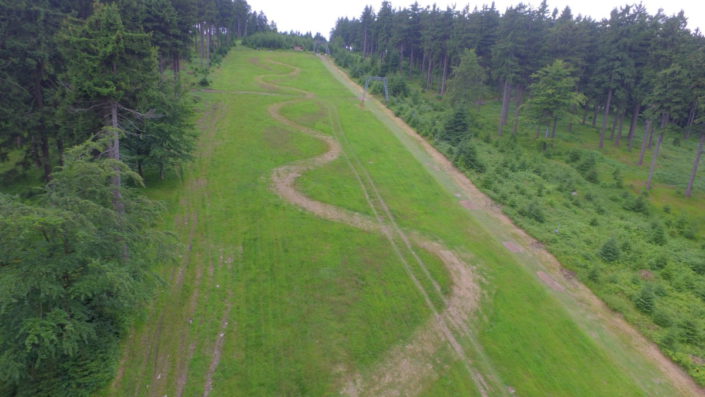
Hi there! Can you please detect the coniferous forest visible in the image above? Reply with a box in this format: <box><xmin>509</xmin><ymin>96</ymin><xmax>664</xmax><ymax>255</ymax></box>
<box><xmin>0</xmin><ymin>1</ymin><xmax>271</xmax><ymax>395</ymax></box>
<box><xmin>329</xmin><ymin>1</ymin><xmax>705</xmax><ymax>385</ymax></box>
<box><xmin>3</xmin><ymin>0</ymin><xmax>705</xmax><ymax>394</ymax></box>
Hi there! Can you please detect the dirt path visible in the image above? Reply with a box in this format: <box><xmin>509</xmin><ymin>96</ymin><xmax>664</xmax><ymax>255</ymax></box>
<box><xmin>261</xmin><ymin>59</ymin><xmax>505</xmax><ymax>397</ymax></box>
<box><xmin>319</xmin><ymin>55</ymin><xmax>705</xmax><ymax>397</ymax></box>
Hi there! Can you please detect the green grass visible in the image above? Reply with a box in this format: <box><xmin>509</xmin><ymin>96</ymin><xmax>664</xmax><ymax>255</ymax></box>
<box><xmin>375</xmin><ymin>59</ymin><xmax>705</xmax><ymax>385</ymax></box>
<box><xmin>100</xmin><ymin>48</ymin><xmax>691</xmax><ymax>396</ymax></box>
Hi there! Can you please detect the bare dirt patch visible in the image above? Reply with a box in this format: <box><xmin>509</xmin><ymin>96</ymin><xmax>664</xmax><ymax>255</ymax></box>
<box><xmin>537</xmin><ymin>271</ymin><xmax>566</xmax><ymax>293</ymax></box>
<box><xmin>460</xmin><ymin>199</ymin><xmax>482</xmax><ymax>210</ymax></box>
<box><xmin>202</xmin><ymin>303</ymin><xmax>233</xmax><ymax>397</ymax></box>
<box><xmin>341</xmin><ymin>240</ymin><xmax>483</xmax><ymax>397</ymax></box>
<box><xmin>502</xmin><ymin>241</ymin><xmax>523</xmax><ymax>253</ymax></box>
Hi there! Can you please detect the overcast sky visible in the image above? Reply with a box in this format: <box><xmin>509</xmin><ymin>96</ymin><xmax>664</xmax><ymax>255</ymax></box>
<box><xmin>250</xmin><ymin>0</ymin><xmax>704</xmax><ymax>39</ymax></box>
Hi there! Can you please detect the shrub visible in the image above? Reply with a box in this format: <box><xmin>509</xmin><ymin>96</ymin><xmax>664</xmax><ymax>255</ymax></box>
<box><xmin>454</xmin><ymin>140</ymin><xmax>485</xmax><ymax>173</ymax></box>
<box><xmin>679</xmin><ymin>320</ymin><xmax>701</xmax><ymax>344</ymax></box>
<box><xmin>650</xmin><ymin>222</ymin><xmax>667</xmax><ymax>245</ymax></box>
<box><xmin>520</xmin><ymin>201</ymin><xmax>546</xmax><ymax>223</ymax></box>
<box><xmin>441</xmin><ymin>108</ymin><xmax>469</xmax><ymax>145</ymax></box>
<box><xmin>567</xmin><ymin>149</ymin><xmax>582</xmax><ymax>163</ymax></box>
<box><xmin>649</xmin><ymin>255</ymin><xmax>668</xmax><ymax>270</ymax></box>
<box><xmin>653</xmin><ymin>308</ymin><xmax>673</xmax><ymax>327</ymax></box>
<box><xmin>585</xmin><ymin>169</ymin><xmax>599</xmax><ymax>183</ymax></box>
<box><xmin>634</xmin><ymin>286</ymin><xmax>655</xmax><ymax>314</ymax></box>
<box><xmin>588</xmin><ymin>266</ymin><xmax>600</xmax><ymax>283</ymax></box>
<box><xmin>624</xmin><ymin>195</ymin><xmax>649</xmax><ymax>214</ymax></box>
<box><xmin>612</xmin><ymin>168</ymin><xmax>623</xmax><ymax>188</ymax></box>
<box><xmin>388</xmin><ymin>74</ymin><xmax>409</xmax><ymax>97</ymax></box>
<box><xmin>599</xmin><ymin>238</ymin><xmax>621</xmax><ymax>262</ymax></box>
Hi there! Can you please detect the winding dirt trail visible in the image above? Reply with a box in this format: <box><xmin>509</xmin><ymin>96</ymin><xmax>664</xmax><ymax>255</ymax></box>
<box><xmin>260</xmin><ymin>58</ymin><xmax>504</xmax><ymax>397</ymax></box>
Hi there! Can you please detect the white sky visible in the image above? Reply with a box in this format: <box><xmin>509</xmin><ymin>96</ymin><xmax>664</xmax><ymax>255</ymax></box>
<box><xmin>250</xmin><ymin>0</ymin><xmax>705</xmax><ymax>39</ymax></box>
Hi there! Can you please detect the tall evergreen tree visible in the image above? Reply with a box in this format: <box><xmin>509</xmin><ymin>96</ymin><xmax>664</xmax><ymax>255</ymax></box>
<box><xmin>59</xmin><ymin>2</ymin><xmax>159</xmax><ymax>210</ymax></box>
<box><xmin>0</xmin><ymin>139</ymin><xmax>173</xmax><ymax>396</ymax></box>
<box><xmin>524</xmin><ymin>59</ymin><xmax>585</xmax><ymax>138</ymax></box>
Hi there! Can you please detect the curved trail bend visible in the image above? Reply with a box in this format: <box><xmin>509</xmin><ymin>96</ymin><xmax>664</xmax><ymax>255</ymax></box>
<box><xmin>261</xmin><ymin>59</ymin><xmax>504</xmax><ymax>396</ymax></box>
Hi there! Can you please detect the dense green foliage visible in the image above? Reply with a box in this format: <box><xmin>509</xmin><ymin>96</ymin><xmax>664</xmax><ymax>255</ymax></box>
<box><xmin>0</xmin><ymin>0</ymin><xmax>271</xmax><ymax>186</ymax></box>
<box><xmin>332</xmin><ymin>1</ymin><xmax>705</xmax><ymax>384</ymax></box>
<box><xmin>0</xmin><ymin>0</ymin><xmax>273</xmax><ymax>395</ymax></box>
<box><xmin>0</xmin><ymin>140</ymin><xmax>173</xmax><ymax>396</ymax></box>
<box><xmin>242</xmin><ymin>31</ymin><xmax>328</xmax><ymax>51</ymax></box>
<box><xmin>524</xmin><ymin>59</ymin><xmax>586</xmax><ymax>137</ymax></box>
<box><xmin>331</xmin><ymin>1</ymin><xmax>705</xmax><ymax>146</ymax></box>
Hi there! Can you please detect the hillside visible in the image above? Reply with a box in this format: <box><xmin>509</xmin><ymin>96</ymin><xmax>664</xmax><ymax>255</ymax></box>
<box><xmin>100</xmin><ymin>47</ymin><xmax>701</xmax><ymax>396</ymax></box>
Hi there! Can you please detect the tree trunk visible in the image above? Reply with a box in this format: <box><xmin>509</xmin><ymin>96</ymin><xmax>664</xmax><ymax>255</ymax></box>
<box><xmin>110</xmin><ymin>101</ymin><xmax>125</xmax><ymax>215</ymax></box>
<box><xmin>40</xmin><ymin>133</ymin><xmax>51</xmax><ymax>181</ymax></box>
<box><xmin>614</xmin><ymin>111</ymin><xmax>624</xmax><ymax>146</ymax></box>
<box><xmin>592</xmin><ymin>103</ymin><xmax>598</xmax><ymax>127</ymax></box>
<box><xmin>627</xmin><ymin>103</ymin><xmax>640</xmax><ymax>150</ymax></box>
<box><xmin>685</xmin><ymin>102</ymin><xmax>696</xmax><ymax>140</ymax></box>
<box><xmin>550</xmin><ymin>118</ymin><xmax>558</xmax><ymax>138</ymax></box>
<box><xmin>648</xmin><ymin>123</ymin><xmax>655</xmax><ymax>148</ymax></box>
<box><xmin>646</xmin><ymin>132</ymin><xmax>664</xmax><ymax>191</ymax></box>
<box><xmin>426</xmin><ymin>58</ymin><xmax>433</xmax><ymax>89</ymax></box>
<box><xmin>498</xmin><ymin>79</ymin><xmax>511</xmax><ymax>136</ymax></box>
<box><xmin>535</xmin><ymin>125</ymin><xmax>540</xmax><ymax>139</ymax></box>
<box><xmin>173</xmin><ymin>52</ymin><xmax>180</xmax><ymax>83</ymax></box>
<box><xmin>440</xmin><ymin>53</ymin><xmax>449</xmax><ymax>95</ymax></box>
<box><xmin>638</xmin><ymin>119</ymin><xmax>652</xmax><ymax>166</ymax></box>
<box><xmin>32</xmin><ymin>63</ymin><xmax>52</xmax><ymax>181</ymax></box>
<box><xmin>685</xmin><ymin>133</ymin><xmax>705</xmax><ymax>197</ymax></box>
<box><xmin>609</xmin><ymin>112</ymin><xmax>618</xmax><ymax>140</ymax></box>
<box><xmin>660</xmin><ymin>112</ymin><xmax>669</xmax><ymax>130</ymax></box>
<box><xmin>399</xmin><ymin>45</ymin><xmax>404</xmax><ymax>72</ymax></box>
<box><xmin>199</xmin><ymin>23</ymin><xmax>205</xmax><ymax>67</ymax></box>
<box><xmin>599</xmin><ymin>88</ymin><xmax>612</xmax><ymax>148</ymax></box>
<box><xmin>30</xmin><ymin>135</ymin><xmax>42</xmax><ymax>169</ymax></box>
<box><xmin>511</xmin><ymin>86</ymin><xmax>525</xmax><ymax>135</ymax></box>
<box><xmin>206</xmin><ymin>24</ymin><xmax>211</xmax><ymax>64</ymax></box>
<box><xmin>56</xmin><ymin>137</ymin><xmax>64</xmax><ymax>166</ymax></box>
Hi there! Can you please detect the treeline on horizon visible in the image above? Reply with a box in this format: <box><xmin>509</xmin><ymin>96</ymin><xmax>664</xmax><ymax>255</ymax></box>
<box><xmin>329</xmin><ymin>0</ymin><xmax>705</xmax><ymax>385</ymax></box>
<box><xmin>0</xmin><ymin>0</ymin><xmax>272</xmax><ymax>396</ymax></box>
<box><xmin>331</xmin><ymin>1</ymin><xmax>704</xmax><ymax>149</ymax></box>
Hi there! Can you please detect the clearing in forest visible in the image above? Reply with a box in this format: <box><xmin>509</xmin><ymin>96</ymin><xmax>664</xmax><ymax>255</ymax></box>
<box><xmin>100</xmin><ymin>48</ymin><xmax>702</xmax><ymax>396</ymax></box>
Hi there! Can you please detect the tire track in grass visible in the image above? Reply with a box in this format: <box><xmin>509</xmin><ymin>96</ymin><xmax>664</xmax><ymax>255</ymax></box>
<box><xmin>327</xmin><ymin>104</ymin><xmax>504</xmax><ymax>396</ymax></box>
<box><xmin>263</xmin><ymin>59</ymin><xmax>505</xmax><ymax>396</ymax></box>
<box><xmin>201</xmin><ymin>250</ymin><xmax>235</xmax><ymax>397</ymax></box>
<box><xmin>107</xmin><ymin>103</ymin><xmax>223</xmax><ymax>397</ymax></box>
<box><xmin>147</xmin><ymin>103</ymin><xmax>224</xmax><ymax>397</ymax></box>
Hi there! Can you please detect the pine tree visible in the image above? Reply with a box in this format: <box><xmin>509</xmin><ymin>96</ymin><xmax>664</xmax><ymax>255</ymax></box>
<box><xmin>524</xmin><ymin>60</ymin><xmax>585</xmax><ymax>138</ymax></box>
<box><xmin>59</xmin><ymin>2</ymin><xmax>159</xmax><ymax>209</ymax></box>
<box><xmin>0</xmin><ymin>139</ymin><xmax>174</xmax><ymax>396</ymax></box>
<box><xmin>446</xmin><ymin>49</ymin><xmax>487</xmax><ymax>105</ymax></box>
